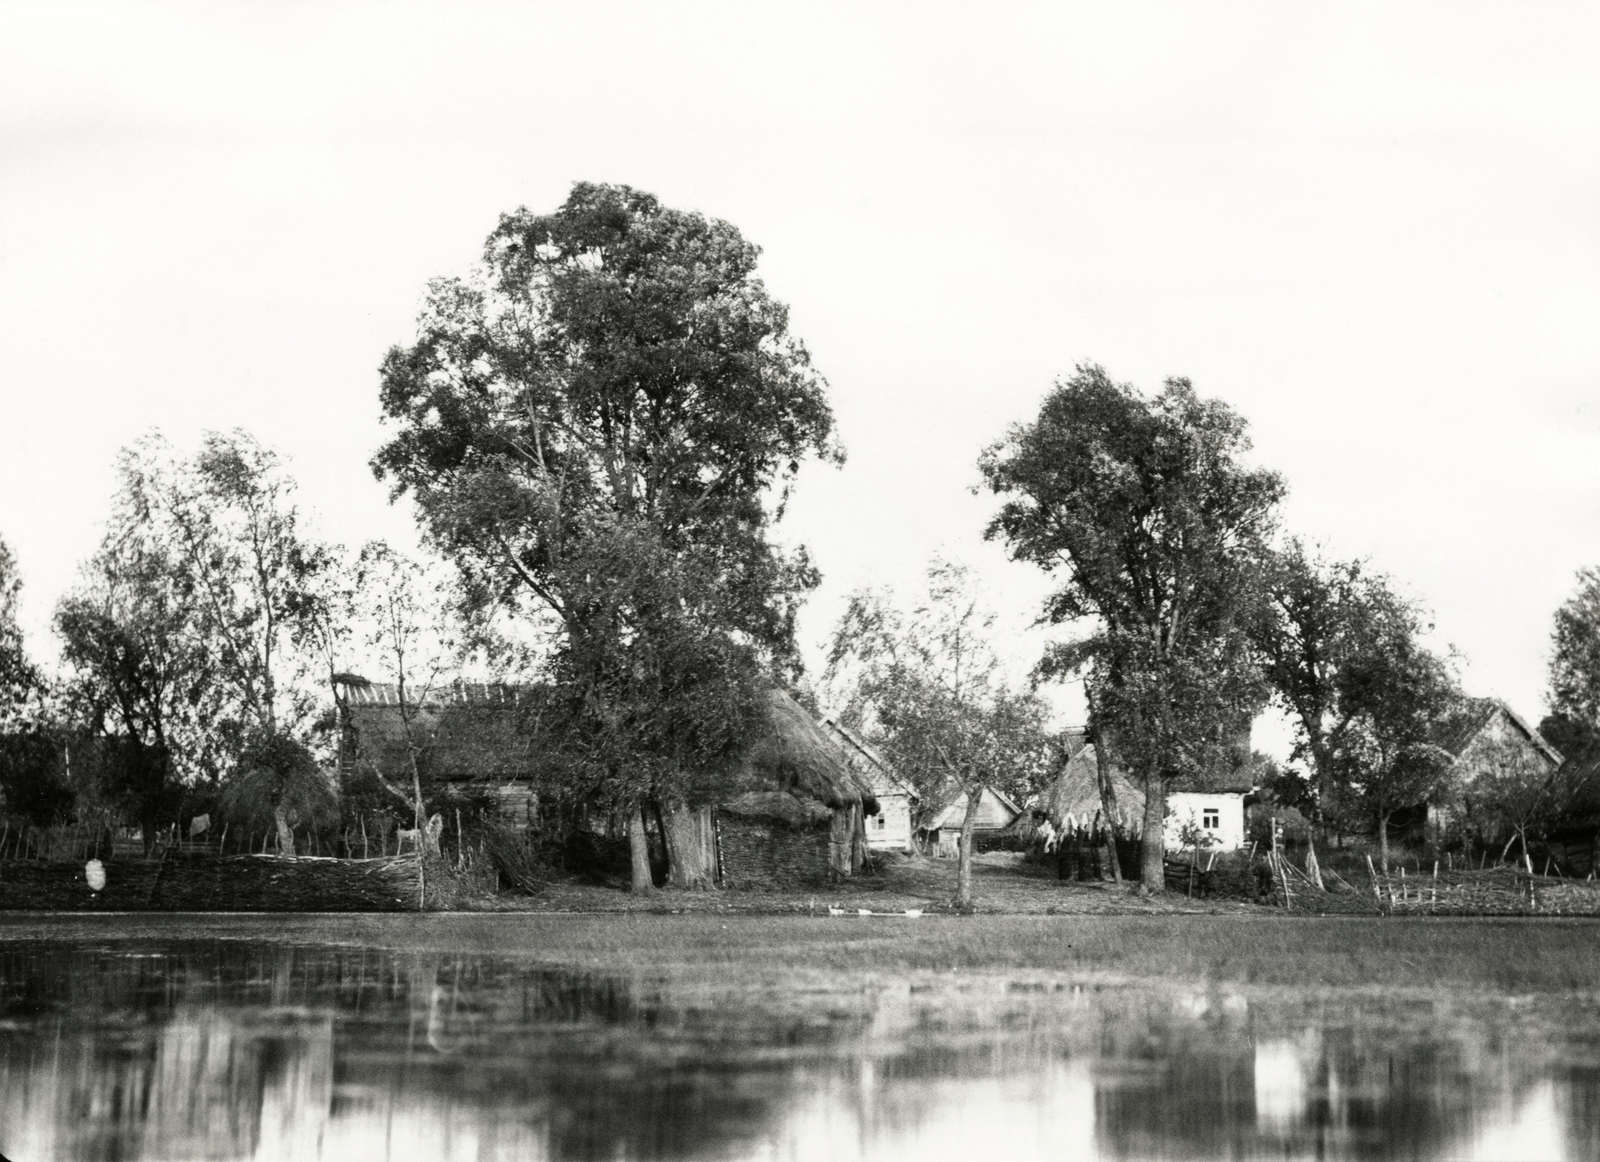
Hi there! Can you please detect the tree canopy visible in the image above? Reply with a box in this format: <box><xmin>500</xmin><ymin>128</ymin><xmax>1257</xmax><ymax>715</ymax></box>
<box><xmin>980</xmin><ymin>364</ymin><xmax>1282</xmax><ymax>889</ymax></box>
<box><xmin>372</xmin><ymin>182</ymin><xmax>840</xmax><ymax>886</ymax></box>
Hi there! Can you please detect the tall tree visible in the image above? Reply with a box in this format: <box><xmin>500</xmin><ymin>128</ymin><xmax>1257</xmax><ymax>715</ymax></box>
<box><xmin>1251</xmin><ymin>540</ymin><xmax>1439</xmax><ymax>833</ymax></box>
<box><xmin>56</xmin><ymin>529</ymin><xmax>223</xmax><ymax>849</ymax></box>
<box><xmin>0</xmin><ymin>535</ymin><xmax>71</xmax><ymax>828</ymax></box>
<box><xmin>372</xmin><ymin>182</ymin><xmax>838</xmax><ymax>888</ymax></box>
<box><xmin>1544</xmin><ymin>568</ymin><xmax>1600</xmax><ymax>761</ymax></box>
<box><xmin>825</xmin><ymin>559</ymin><xmax>1055</xmax><ymax>909</ymax></box>
<box><xmin>981</xmin><ymin>365</ymin><xmax>1281</xmax><ymax>891</ymax></box>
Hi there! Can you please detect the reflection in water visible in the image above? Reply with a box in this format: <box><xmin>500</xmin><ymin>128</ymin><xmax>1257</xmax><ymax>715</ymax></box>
<box><xmin>1</xmin><ymin>933</ymin><xmax>1599</xmax><ymax>1160</ymax></box>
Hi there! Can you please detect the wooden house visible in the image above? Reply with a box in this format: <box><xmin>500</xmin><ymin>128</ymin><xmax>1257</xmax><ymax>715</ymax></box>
<box><xmin>917</xmin><ymin>785</ymin><xmax>1022</xmax><ymax>858</ymax></box>
<box><xmin>821</xmin><ymin>719</ymin><xmax>918</xmax><ymax>853</ymax></box>
<box><xmin>1417</xmin><ymin>697</ymin><xmax>1563</xmax><ymax>845</ymax></box>
<box><xmin>338</xmin><ymin>679</ymin><xmax>544</xmax><ymax>824</ymax></box>
<box><xmin>339</xmin><ymin>680</ymin><xmax>880</xmax><ymax>887</ymax></box>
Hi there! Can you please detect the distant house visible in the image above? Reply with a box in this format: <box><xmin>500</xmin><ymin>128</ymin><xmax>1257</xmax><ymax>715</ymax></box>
<box><xmin>821</xmin><ymin>719</ymin><xmax>918</xmax><ymax>853</ymax></box>
<box><xmin>917</xmin><ymin>785</ymin><xmax>1022</xmax><ymax>857</ymax></box>
<box><xmin>1419</xmin><ymin>697</ymin><xmax>1563</xmax><ymax>844</ymax></box>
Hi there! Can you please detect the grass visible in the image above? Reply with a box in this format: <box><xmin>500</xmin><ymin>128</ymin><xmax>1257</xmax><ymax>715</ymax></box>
<box><xmin>6</xmin><ymin>910</ymin><xmax>1599</xmax><ymax>996</ymax></box>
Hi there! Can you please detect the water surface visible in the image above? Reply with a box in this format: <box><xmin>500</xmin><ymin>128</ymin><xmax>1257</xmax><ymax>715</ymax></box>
<box><xmin>0</xmin><ymin>914</ymin><xmax>1595</xmax><ymax>1161</ymax></box>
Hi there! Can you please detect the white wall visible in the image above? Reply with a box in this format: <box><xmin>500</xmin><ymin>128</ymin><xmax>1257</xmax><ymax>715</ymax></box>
<box><xmin>1165</xmin><ymin>793</ymin><xmax>1247</xmax><ymax>853</ymax></box>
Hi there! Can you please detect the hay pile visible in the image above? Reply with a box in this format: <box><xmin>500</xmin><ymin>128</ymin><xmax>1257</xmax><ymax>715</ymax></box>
<box><xmin>0</xmin><ymin>851</ymin><xmax>423</xmax><ymax>911</ymax></box>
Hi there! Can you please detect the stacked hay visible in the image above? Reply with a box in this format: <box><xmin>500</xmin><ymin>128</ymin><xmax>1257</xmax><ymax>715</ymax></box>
<box><xmin>0</xmin><ymin>852</ymin><xmax>423</xmax><ymax>911</ymax></box>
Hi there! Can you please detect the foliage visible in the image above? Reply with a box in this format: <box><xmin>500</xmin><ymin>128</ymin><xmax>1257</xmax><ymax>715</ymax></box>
<box><xmin>980</xmin><ymin>364</ymin><xmax>1281</xmax><ymax>888</ymax></box>
<box><xmin>1325</xmin><ymin>619</ymin><xmax>1460</xmax><ymax>868</ymax></box>
<box><xmin>56</xmin><ymin>432</ymin><xmax>331</xmax><ymax>838</ymax></box>
<box><xmin>372</xmin><ymin>182</ymin><xmax>838</xmax><ymax>833</ymax></box>
<box><xmin>1251</xmin><ymin>540</ymin><xmax>1446</xmax><ymax>828</ymax></box>
<box><xmin>220</xmin><ymin>731</ymin><xmax>338</xmax><ymax>852</ymax></box>
<box><xmin>825</xmin><ymin>558</ymin><xmax>1055</xmax><ymax>906</ymax></box>
<box><xmin>1545</xmin><ymin>568</ymin><xmax>1600</xmax><ymax>762</ymax></box>
<box><xmin>0</xmin><ymin>535</ymin><xmax>44</xmax><ymax>730</ymax></box>
<box><xmin>1457</xmin><ymin>722</ymin><xmax>1575</xmax><ymax>858</ymax></box>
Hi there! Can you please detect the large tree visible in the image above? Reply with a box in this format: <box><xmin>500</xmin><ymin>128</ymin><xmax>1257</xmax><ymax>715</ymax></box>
<box><xmin>1328</xmin><ymin>625</ymin><xmax>1460</xmax><ymax>871</ymax></box>
<box><xmin>980</xmin><ymin>365</ymin><xmax>1281</xmax><ymax>891</ymax></box>
<box><xmin>825</xmin><ymin>559</ymin><xmax>1055</xmax><ymax>909</ymax></box>
<box><xmin>372</xmin><ymin>182</ymin><xmax>838</xmax><ymax>888</ymax></box>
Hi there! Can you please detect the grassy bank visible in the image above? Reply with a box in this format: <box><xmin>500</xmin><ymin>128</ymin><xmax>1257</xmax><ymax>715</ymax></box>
<box><xmin>5</xmin><ymin>911</ymin><xmax>1598</xmax><ymax>996</ymax></box>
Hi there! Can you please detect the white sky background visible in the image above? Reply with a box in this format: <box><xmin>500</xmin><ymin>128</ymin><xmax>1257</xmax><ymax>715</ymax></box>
<box><xmin>3</xmin><ymin>2</ymin><xmax>1600</xmax><ymax>759</ymax></box>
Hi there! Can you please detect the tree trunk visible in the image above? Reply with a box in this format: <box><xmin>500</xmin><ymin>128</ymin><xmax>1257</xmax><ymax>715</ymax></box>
<box><xmin>954</xmin><ymin>785</ymin><xmax>984</xmax><ymax>909</ymax></box>
<box><xmin>627</xmin><ymin>803</ymin><xmax>656</xmax><ymax>893</ymax></box>
<box><xmin>274</xmin><ymin>805</ymin><xmax>296</xmax><ymax>857</ymax></box>
<box><xmin>1140</xmin><ymin>773</ymin><xmax>1166</xmax><ymax>892</ymax></box>
<box><xmin>1092</xmin><ymin>737</ymin><xmax>1123</xmax><ymax>883</ymax></box>
<box><xmin>1377</xmin><ymin>809</ymin><xmax>1391</xmax><ymax>874</ymax></box>
<box><xmin>661</xmin><ymin>800</ymin><xmax>717</xmax><ymax>889</ymax></box>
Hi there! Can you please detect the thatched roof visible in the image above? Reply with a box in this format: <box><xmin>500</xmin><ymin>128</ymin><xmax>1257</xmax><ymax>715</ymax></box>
<box><xmin>820</xmin><ymin>719</ymin><xmax>918</xmax><ymax>800</ymax></box>
<box><xmin>1434</xmin><ymin>697</ymin><xmax>1563</xmax><ymax>767</ymax></box>
<box><xmin>728</xmin><ymin>690</ymin><xmax>879</xmax><ymax>816</ymax></box>
<box><xmin>339</xmin><ymin>680</ymin><xmax>544</xmax><ymax>782</ymax></box>
<box><xmin>1043</xmin><ymin>744</ymin><xmax>1145</xmax><ymax>832</ymax></box>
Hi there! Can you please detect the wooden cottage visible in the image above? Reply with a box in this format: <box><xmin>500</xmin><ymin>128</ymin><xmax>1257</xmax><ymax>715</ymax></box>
<box><xmin>1418</xmin><ymin>697</ymin><xmax>1563</xmax><ymax>845</ymax></box>
<box><xmin>821</xmin><ymin>719</ymin><xmax>919</xmax><ymax>853</ymax></box>
<box><xmin>917</xmin><ymin>785</ymin><xmax>1022</xmax><ymax>857</ymax></box>
<box><xmin>717</xmin><ymin>690</ymin><xmax>881</xmax><ymax>887</ymax></box>
<box><xmin>339</xmin><ymin>680</ymin><xmax>880</xmax><ymax>887</ymax></box>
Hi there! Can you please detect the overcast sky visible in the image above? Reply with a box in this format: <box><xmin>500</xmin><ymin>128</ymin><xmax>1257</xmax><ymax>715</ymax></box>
<box><xmin>4</xmin><ymin>2</ymin><xmax>1599</xmax><ymax>753</ymax></box>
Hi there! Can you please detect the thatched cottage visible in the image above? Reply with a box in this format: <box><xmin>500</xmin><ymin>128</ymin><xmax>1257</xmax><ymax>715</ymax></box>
<box><xmin>717</xmin><ymin>690</ymin><xmax>880</xmax><ymax>887</ymax></box>
<box><xmin>338</xmin><ymin>679</ymin><xmax>879</xmax><ymax>887</ymax></box>
<box><xmin>821</xmin><ymin>719</ymin><xmax>918</xmax><ymax>853</ymax></box>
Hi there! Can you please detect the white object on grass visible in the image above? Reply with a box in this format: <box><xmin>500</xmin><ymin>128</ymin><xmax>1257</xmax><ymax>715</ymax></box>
<box><xmin>85</xmin><ymin>859</ymin><xmax>106</xmax><ymax>893</ymax></box>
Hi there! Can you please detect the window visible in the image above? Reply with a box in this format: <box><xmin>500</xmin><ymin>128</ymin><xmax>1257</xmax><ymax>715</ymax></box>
<box><xmin>1202</xmin><ymin>808</ymin><xmax>1220</xmax><ymax>830</ymax></box>
<box><xmin>873</xmin><ymin>814</ymin><xmax>887</xmax><ymax>831</ymax></box>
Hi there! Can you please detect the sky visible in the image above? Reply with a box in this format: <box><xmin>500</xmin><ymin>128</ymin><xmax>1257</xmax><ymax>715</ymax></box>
<box><xmin>3</xmin><ymin>1</ymin><xmax>1599</xmax><ymax>756</ymax></box>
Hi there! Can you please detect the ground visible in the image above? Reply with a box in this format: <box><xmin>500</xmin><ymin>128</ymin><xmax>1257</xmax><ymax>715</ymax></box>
<box><xmin>492</xmin><ymin>849</ymin><xmax>1273</xmax><ymax>915</ymax></box>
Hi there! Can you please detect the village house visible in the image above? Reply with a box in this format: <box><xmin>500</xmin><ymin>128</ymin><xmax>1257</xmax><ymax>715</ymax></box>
<box><xmin>338</xmin><ymin>679</ymin><xmax>879</xmax><ymax>886</ymax></box>
<box><xmin>917</xmin><ymin>785</ymin><xmax>1023</xmax><ymax>857</ymax></box>
<box><xmin>1032</xmin><ymin>730</ymin><xmax>1254</xmax><ymax>853</ymax></box>
<box><xmin>1418</xmin><ymin>697</ymin><xmax>1563</xmax><ymax>845</ymax></box>
<box><xmin>821</xmin><ymin>719</ymin><xmax>918</xmax><ymax>853</ymax></box>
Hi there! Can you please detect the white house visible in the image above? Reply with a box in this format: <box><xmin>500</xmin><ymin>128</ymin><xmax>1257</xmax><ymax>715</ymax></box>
<box><xmin>919</xmin><ymin>786</ymin><xmax>1023</xmax><ymax>858</ymax></box>
<box><xmin>822</xmin><ymin>719</ymin><xmax>919</xmax><ymax>853</ymax></box>
<box><xmin>1164</xmin><ymin>791</ymin><xmax>1248</xmax><ymax>853</ymax></box>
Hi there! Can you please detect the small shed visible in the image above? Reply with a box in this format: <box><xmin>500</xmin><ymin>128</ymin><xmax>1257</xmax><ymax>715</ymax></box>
<box><xmin>821</xmin><ymin>719</ymin><xmax>918</xmax><ymax>853</ymax></box>
<box><xmin>917</xmin><ymin>785</ymin><xmax>1022</xmax><ymax>858</ymax></box>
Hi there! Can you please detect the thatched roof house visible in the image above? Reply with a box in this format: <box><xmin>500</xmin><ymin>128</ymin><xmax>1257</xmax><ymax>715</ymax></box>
<box><xmin>716</xmin><ymin>690</ymin><xmax>880</xmax><ymax>887</ymax></box>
